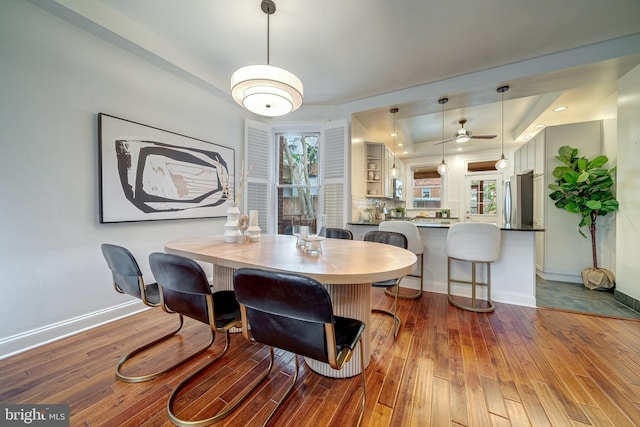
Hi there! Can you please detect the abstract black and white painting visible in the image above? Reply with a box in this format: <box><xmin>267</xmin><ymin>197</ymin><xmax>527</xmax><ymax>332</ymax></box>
<box><xmin>98</xmin><ymin>113</ymin><xmax>234</xmax><ymax>223</ymax></box>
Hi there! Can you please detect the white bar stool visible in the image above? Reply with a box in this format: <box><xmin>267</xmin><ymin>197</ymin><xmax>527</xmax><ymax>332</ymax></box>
<box><xmin>446</xmin><ymin>223</ymin><xmax>501</xmax><ymax>312</ymax></box>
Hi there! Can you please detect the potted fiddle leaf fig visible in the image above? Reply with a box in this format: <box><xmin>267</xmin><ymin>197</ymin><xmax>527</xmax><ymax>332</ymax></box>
<box><xmin>548</xmin><ymin>146</ymin><xmax>619</xmax><ymax>290</ymax></box>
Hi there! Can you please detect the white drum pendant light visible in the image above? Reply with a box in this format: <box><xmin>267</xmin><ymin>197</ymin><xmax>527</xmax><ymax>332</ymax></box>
<box><xmin>231</xmin><ymin>0</ymin><xmax>303</xmax><ymax>117</ymax></box>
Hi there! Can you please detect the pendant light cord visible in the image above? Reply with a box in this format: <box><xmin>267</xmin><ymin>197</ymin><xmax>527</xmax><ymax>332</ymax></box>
<box><xmin>393</xmin><ymin>112</ymin><xmax>396</xmax><ymax>156</ymax></box>
<box><xmin>262</xmin><ymin>0</ymin><xmax>276</xmax><ymax>65</ymax></box>
<box><xmin>501</xmin><ymin>89</ymin><xmax>504</xmax><ymax>157</ymax></box>
<box><xmin>438</xmin><ymin>97</ymin><xmax>448</xmax><ymax>162</ymax></box>
<box><xmin>390</xmin><ymin>108</ymin><xmax>398</xmax><ymax>168</ymax></box>
<box><xmin>497</xmin><ymin>85</ymin><xmax>509</xmax><ymax>158</ymax></box>
<box><xmin>441</xmin><ymin>103</ymin><xmax>445</xmax><ymax>162</ymax></box>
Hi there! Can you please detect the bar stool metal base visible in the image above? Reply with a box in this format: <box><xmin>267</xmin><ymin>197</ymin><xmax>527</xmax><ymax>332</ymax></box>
<box><xmin>447</xmin><ymin>257</ymin><xmax>495</xmax><ymax>313</ymax></box>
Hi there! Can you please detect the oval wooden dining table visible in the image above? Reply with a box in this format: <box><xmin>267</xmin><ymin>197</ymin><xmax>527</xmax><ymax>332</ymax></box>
<box><xmin>165</xmin><ymin>234</ymin><xmax>416</xmax><ymax>378</ymax></box>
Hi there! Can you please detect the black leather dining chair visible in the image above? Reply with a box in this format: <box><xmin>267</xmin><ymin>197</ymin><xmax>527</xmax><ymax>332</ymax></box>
<box><xmin>320</xmin><ymin>227</ymin><xmax>354</xmax><ymax>240</ymax></box>
<box><xmin>233</xmin><ymin>268</ymin><xmax>367</xmax><ymax>426</ymax></box>
<box><xmin>101</xmin><ymin>243</ymin><xmax>185</xmax><ymax>383</ymax></box>
<box><xmin>363</xmin><ymin>230</ymin><xmax>408</xmax><ymax>337</ymax></box>
<box><xmin>149</xmin><ymin>252</ymin><xmax>246</xmax><ymax>426</ymax></box>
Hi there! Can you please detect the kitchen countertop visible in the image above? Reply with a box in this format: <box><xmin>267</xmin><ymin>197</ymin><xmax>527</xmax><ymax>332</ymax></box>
<box><xmin>347</xmin><ymin>220</ymin><xmax>541</xmax><ymax>307</ymax></box>
<box><xmin>348</xmin><ymin>221</ymin><xmax>544</xmax><ymax>232</ymax></box>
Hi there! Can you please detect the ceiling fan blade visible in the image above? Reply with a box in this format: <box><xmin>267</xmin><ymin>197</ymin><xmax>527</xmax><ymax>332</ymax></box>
<box><xmin>434</xmin><ymin>138</ymin><xmax>454</xmax><ymax>145</ymax></box>
<box><xmin>470</xmin><ymin>135</ymin><xmax>497</xmax><ymax>139</ymax></box>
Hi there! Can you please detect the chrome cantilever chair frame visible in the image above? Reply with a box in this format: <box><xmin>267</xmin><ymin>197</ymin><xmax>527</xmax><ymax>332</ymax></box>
<box><xmin>233</xmin><ymin>268</ymin><xmax>366</xmax><ymax>427</ymax></box>
<box><xmin>101</xmin><ymin>243</ymin><xmax>185</xmax><ymax>383</ymax></box>
<box><xmin>363</xmin><ymin>230</ymin><xmax>407</xmax><ymax>337</ymax></box>
<box><xmin>149</xmin><ymin>252</ymin><xmax>245</xmax><ymax>427</ymax></box>
<box><xmin>379</xmin><ymin>221</ymin><xmax>424</xmax><ymax>300</ymax></box>
<box><xmin>446</xmin><ymin>223</ymin><xmax>501</xmax><ymax>313</ymax></box>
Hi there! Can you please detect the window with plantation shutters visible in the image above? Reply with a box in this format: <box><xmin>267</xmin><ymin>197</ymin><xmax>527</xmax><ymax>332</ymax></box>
<box><xmin>244</xmin><ymin>119</ymin><xmax>349</xmax><ymax>234</ymax></box>
<box><xmin>244</xmin><ymin>120</ymin><xmax>273</xmax><ymax>233</ymax></box>
<box><xmin>321</xmin><ymin>121</ymin><xmax>348</xmax><ymax>228</ymax></box>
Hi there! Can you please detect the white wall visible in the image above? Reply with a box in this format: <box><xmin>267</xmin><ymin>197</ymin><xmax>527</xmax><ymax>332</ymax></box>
<box><xmin>616</xmin><ymin>64</ymin><xmax>640</xmax><ymax>301</ymax></box>
<box><xmin>0</xmin><ymin>1</ymin><xmax>248</xmax><ymax>356</ymax></box>
<box><xmin>599</xmin><ymin>117</ymin><xmax>617</xmax><ymax>273</ymax></box>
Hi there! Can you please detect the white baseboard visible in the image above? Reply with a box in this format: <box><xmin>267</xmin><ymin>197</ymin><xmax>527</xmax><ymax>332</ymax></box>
<box><xmin>0</xmin><ymin>301</ymin><xmax>148</xmax><ymax>360</ymax></box>
<box><xmin>405</xmin><ymin>277</ymin><xmax>537</xmax><ymax>308</ymax></box>
<box><xmin>538</xmin><ymin>271</ymin><xmax>582</xmax><ymax>284</ymax></box>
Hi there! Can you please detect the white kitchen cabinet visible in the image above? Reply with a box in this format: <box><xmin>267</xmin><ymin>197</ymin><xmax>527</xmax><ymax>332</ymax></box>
<box><xmin>365</xmin><ymin>142</ymin><xmax>404</xmax><ymax>200</ymax></box>
<box><xmin>385</xmin><ymin>147</ymin><xmax>393</xmax><ymax>198</ymax></box>
<box><xmin>520</xmin><ymin>143</ymin><xmax>528</xmax><ymax>172</ymax></box>
<box><xmin>397</xmin><ymin>159</ymin><xmax>406</xmax><ymax>201</ymax></box>
<box><xmin>534</xmin><ymin>131</ymin><xmax>545</xmax><ymax>175</ymax></box>
<box><xmin>526</xmin><ymin>138</ymin><xmax>536</xmax><ymax>171</ymax></box>
<box><xmin>514</xmin><ymin>138</ymin><xmax>537</xmax><ymax>174</ymax></box>
<box><xmin>514</xmin><ymin>147</ymin><xmax>522</xmax><ymax>173</ymax></box>
<box><xmin>533</xmin><ymin>174</ymin><xmax>545</xmax><ymax>272</ymax></box>
<box><xmin>365</xmin><ymin>142</ymin><xmax>385</xmax><ymax>197</ymax></box>
<box><xmin>533</xmin><ymin>174</ymin><xmax>545</xmax><ymax>229</ymax></box>
<box><xmin>385</xmin><ymin>147</ymin><xmax>404</xmax><ymax>199</ymax></box>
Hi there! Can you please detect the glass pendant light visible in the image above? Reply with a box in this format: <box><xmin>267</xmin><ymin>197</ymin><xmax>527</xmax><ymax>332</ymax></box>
<box><xmin>230</xmin><ymin>0</ymin><xmax>303</xmax><ymax>117</ymax></box>
<box><xmin>495</xmin><ymin>85</ymin><xmax>511</xmax><ymax>171</ymax></box>
<box><xmin>437</xmin><ymin>97</ymin><xmax>449</xmax><ymax>175</ymax></box>
<box><xmin>390</xmin><ymin>108</ymin><xmax>399</xmax><ymax>178</ymax></box>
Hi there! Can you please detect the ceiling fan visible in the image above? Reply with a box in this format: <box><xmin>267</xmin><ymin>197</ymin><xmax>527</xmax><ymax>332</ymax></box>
<box><xmin>435</xmin><ymin>119</ymin><xmax>497</xmax><ymax>144</ymax></box>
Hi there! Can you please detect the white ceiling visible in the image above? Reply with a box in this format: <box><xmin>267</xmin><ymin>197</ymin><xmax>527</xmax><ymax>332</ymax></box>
<box><xmin>33</xmin><ymin>0</ymin><xmax>640</xmax><ymax>157</ymax></box>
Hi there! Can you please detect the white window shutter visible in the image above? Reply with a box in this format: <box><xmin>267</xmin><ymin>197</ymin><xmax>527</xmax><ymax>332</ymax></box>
<box><xmin>244</xmin><ymin>119</ymin><xmax>273</xmax><ymax>233</ymax></box>
<box><xmin>321</xmin><ymin>120</ymin><xmax>349</xmax><ymax>228</ymax></box>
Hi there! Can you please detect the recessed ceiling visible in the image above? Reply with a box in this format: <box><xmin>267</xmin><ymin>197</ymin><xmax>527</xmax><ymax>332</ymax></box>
<box><xmin>31</xmin><ymin>0</ymin><xmax>640</xmax><ymax>157</ymax></box>
<box><xmin>354</xmin><ymin>55</ymin><xmax>640</xmax><ymax>158</ymax></box>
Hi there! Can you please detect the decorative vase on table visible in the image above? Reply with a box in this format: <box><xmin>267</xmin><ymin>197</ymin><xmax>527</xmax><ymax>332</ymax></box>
<box><xmin>247</xmin><ymin>210</ymin><xmax>262</xmax><ymax>242</ymax></box>
<box><xmin>223</xmin><ymin>202</ymin><xmax>242</xmax><ymax>243</ymax></box>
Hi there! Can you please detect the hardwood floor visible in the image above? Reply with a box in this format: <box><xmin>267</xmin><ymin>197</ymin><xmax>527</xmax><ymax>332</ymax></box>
<box><xmin>2</xmin><ymin>288</ymin><xmax>640</xmax><ymax>426</ymax></box>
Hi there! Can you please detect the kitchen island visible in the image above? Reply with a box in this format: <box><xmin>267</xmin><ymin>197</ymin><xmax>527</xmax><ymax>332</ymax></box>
<box><xmin>348</xmin><ymin>221</ymin><xmax>543</xmax><ymax>307</ymax></box>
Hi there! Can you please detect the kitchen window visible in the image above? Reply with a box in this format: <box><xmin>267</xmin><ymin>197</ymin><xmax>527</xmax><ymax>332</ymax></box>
<box><xmin>411</xmin><ymin>166</ymin><xmax>442</xmax><ymax>209</ymax></box>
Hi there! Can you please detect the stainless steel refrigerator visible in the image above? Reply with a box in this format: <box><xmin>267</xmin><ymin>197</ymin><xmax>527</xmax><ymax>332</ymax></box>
<box><xmin>504</xmin><ymin>170</ymin><xmax>534</xmax><ymax>227</ymax></box>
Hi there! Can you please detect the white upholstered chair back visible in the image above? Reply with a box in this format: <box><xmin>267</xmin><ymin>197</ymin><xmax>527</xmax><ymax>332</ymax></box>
<box><xmin>379</xmin><ymin>221</ymin><xmax>424</xmax><ymax>255</ymax></box>
<box><xmin>446</xmin><ymin>223</ymin><xmax>501</xmax><ymax>262</ymax></box>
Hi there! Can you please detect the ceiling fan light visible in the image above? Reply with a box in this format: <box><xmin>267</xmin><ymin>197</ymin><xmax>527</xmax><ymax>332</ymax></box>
<box><xmin>231</xmin><ymin>65</ymin><xmax>303</xmax><ymax>117</ymax></box>
<box><xmin>437</xmin><ymin>160</ymin><xmax>448</xmax><ymax>175</ymax></box>
<box><xmin>495</xmin><ymin>155</ymin><xmax>510</xmax><ymax>171</ymax></box>
<box><xmin>455</xmin><ymin>135</ymin><xmax>470</xmax><ymax>143</ymax></box>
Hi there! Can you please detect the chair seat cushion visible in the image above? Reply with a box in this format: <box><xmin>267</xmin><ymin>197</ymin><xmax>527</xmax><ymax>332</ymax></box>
<box><xmin>212</xmin><ymin>290</ymin><xmax>241</xmax><ymax>329</ymax></box>
<box><xmin>334</xmin><ymin>316</ymin><xmax>365</xmax><ymax>353</ymax></box>
<box><xmin>372</xmin><ymin>278</ymin><xmax>398</xmax><ymax>289</ymax></box>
